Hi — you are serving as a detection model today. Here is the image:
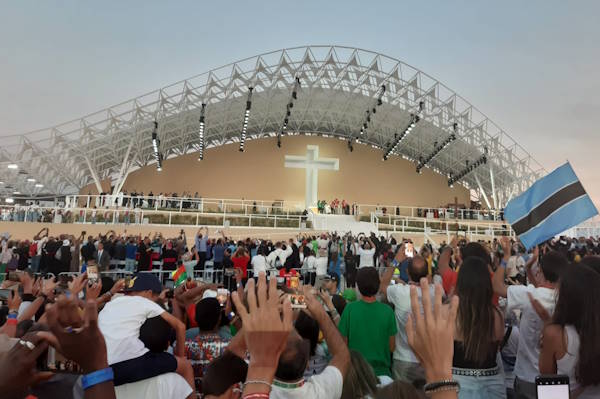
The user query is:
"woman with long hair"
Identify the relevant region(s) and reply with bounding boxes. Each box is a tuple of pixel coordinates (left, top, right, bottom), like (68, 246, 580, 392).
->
(538, 265, 600, 398)
(453, 256, 506, 398)
(341, 350, 379, 399)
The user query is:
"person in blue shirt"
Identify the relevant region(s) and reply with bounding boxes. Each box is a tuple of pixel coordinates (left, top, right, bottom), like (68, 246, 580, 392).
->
(125, 238, 138, 273)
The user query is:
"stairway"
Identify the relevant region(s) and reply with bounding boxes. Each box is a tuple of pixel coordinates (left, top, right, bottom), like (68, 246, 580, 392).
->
(309, 211, 378, 235)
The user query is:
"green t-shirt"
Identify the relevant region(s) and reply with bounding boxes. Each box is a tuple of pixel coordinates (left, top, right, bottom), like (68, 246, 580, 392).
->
(338, 300, 398, 377)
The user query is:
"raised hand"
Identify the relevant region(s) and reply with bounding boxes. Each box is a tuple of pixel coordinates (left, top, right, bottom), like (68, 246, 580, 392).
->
(0, 331, 52, 395)
(86, 280, 103, 301)
(406, 278, 459, 383)
(68, 272, 88, 297)
(38, 298, 108, 374)
(231, 273, 293, 368)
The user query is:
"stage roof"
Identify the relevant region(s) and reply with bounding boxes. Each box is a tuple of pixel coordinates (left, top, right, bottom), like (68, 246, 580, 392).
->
(0, 45, 544, 208)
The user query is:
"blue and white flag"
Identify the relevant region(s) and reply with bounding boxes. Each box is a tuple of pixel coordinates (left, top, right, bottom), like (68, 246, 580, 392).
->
(504, 162, 598, 249)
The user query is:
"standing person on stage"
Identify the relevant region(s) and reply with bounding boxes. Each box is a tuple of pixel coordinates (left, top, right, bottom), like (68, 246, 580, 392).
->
(195, 227, 208, 271)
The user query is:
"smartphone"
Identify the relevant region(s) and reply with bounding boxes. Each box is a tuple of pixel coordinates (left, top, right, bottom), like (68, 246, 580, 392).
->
(164, 279, 175, 290)
(0, 288, 12, 302)
(87, 265, 99, 284)
(536, 375, 569, 399)
(289, 294, 307, 309)
(8, 271, 20, 282)
(216, 288, 229, 306)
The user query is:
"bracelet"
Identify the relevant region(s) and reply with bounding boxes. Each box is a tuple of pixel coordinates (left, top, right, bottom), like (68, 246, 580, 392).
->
(243, 380, 272, 390)
(81, 367, 114, 390)
(242, 394, 270, 399)
(500, 260, 508, 269)
(7, 313, 17, 319)
(6, 318, 18, 326)
(424, 379, 460, 395)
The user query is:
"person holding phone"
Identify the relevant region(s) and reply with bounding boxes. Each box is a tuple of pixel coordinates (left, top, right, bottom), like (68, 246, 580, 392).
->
(533, 265, 600, 398)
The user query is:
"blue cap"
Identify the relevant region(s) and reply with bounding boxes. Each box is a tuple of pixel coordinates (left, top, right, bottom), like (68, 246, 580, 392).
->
(125, 273, 162, 294)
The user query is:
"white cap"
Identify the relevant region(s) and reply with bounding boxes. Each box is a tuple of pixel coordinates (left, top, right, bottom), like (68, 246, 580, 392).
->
(202, 289, 217, 300)
(63, 239, 70, 246)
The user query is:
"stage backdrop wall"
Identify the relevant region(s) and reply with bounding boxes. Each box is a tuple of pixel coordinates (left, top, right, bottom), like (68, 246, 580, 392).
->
(81, 136, 469, 208)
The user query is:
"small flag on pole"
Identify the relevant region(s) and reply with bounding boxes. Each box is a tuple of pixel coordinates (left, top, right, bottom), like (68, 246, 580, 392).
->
(504, 162, 598, 249)
(171, 265, 188, 287)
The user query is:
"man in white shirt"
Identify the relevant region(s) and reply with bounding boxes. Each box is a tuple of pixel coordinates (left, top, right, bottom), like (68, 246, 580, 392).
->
(315, 235, 329, 278)
(381, 251, 434, 383)
(98, 273, 194, 390)
(266, 242, 293, 269)
(492, 238, 569, 399)
(357, 236, 376, 268)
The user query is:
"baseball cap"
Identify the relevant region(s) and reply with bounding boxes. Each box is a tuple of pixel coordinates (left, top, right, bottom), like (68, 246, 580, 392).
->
(323, 273, 338, 282)
(342, 288, 357, 302)
(124, 273, 162, 294)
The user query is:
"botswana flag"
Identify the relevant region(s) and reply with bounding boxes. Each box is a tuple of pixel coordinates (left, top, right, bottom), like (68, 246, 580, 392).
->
(504, 162, 598, 249)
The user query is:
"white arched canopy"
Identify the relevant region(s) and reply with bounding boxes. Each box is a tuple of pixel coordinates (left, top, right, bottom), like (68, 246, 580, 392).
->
(0, 45, 544, 208)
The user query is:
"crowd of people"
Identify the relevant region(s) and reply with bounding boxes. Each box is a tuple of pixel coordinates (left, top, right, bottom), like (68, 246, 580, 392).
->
(1, 226, 600, 399)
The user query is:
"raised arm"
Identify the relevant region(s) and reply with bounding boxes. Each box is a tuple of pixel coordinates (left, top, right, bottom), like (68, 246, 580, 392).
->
(304, 286, 350, 376)
(525, 246, 540, 287)
(159, 311, 186, 357)
(492, 237, 511, 298)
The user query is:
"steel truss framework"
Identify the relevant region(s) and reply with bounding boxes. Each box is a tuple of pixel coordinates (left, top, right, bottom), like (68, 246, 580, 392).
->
(0, 45, 545, 208)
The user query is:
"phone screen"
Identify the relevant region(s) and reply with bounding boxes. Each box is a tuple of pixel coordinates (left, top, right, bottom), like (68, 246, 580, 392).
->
(536, 375, 569, 399)
(87, 265, 99, 284)
(216, 288, 229, 306)
(0, 288, 12, 301)
(164, 280, 175, 290)
(289, 294, 307, 309)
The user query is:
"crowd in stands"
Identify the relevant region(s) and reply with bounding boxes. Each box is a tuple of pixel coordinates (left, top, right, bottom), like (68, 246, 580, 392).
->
(1, 227, 600, 399)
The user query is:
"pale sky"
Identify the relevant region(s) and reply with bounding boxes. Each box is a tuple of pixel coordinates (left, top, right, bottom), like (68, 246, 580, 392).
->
(1, 1, 599, 206)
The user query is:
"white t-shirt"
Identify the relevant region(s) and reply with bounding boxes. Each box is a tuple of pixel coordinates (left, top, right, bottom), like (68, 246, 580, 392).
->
(115, 372, 193, 399)
(507, 284, 556, 383)
(358, 247, 375, 268)
(317, 239, 329, 258)
(270, 365, 343, 399)
(36, 237, 48, 256)
(98, 295, 165, 364)
(315, 257, 328, 276)
(304, 255, 316, 271)
(251, 255, 267, 274)
(387, 283, 435, 363)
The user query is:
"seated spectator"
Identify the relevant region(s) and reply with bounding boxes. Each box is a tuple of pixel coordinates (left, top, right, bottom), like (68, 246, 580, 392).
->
(339, 267, 397, 380)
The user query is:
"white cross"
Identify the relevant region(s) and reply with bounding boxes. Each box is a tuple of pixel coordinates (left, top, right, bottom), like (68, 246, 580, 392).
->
(285, 145, 339, 208)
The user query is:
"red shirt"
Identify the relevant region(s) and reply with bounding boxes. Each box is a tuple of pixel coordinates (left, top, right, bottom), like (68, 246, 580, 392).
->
(442, 268, 499, 306)
(232, 255, 249, 279)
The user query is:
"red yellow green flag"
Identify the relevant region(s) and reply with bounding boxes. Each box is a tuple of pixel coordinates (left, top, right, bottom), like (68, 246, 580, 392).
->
(171, 265, 187, 287)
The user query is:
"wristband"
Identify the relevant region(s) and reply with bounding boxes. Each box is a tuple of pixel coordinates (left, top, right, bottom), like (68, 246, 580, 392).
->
(500, 260, 508, 269)
(81, 367, 114, 390)
(243, 380, 272, 390)
(424, 379, 460, 395)
(242, 394, 270, 399)
(22, 293, 36, 302)
(7, 313, 17, 319)
(6, 318, 18, 326)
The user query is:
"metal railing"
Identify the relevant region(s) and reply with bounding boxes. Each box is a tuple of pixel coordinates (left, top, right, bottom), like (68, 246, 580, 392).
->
(371, 213, 515, 242)
(0, 204, 310, 229)
(64, 194, 305, 216)
(359, 203, 503, 221)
